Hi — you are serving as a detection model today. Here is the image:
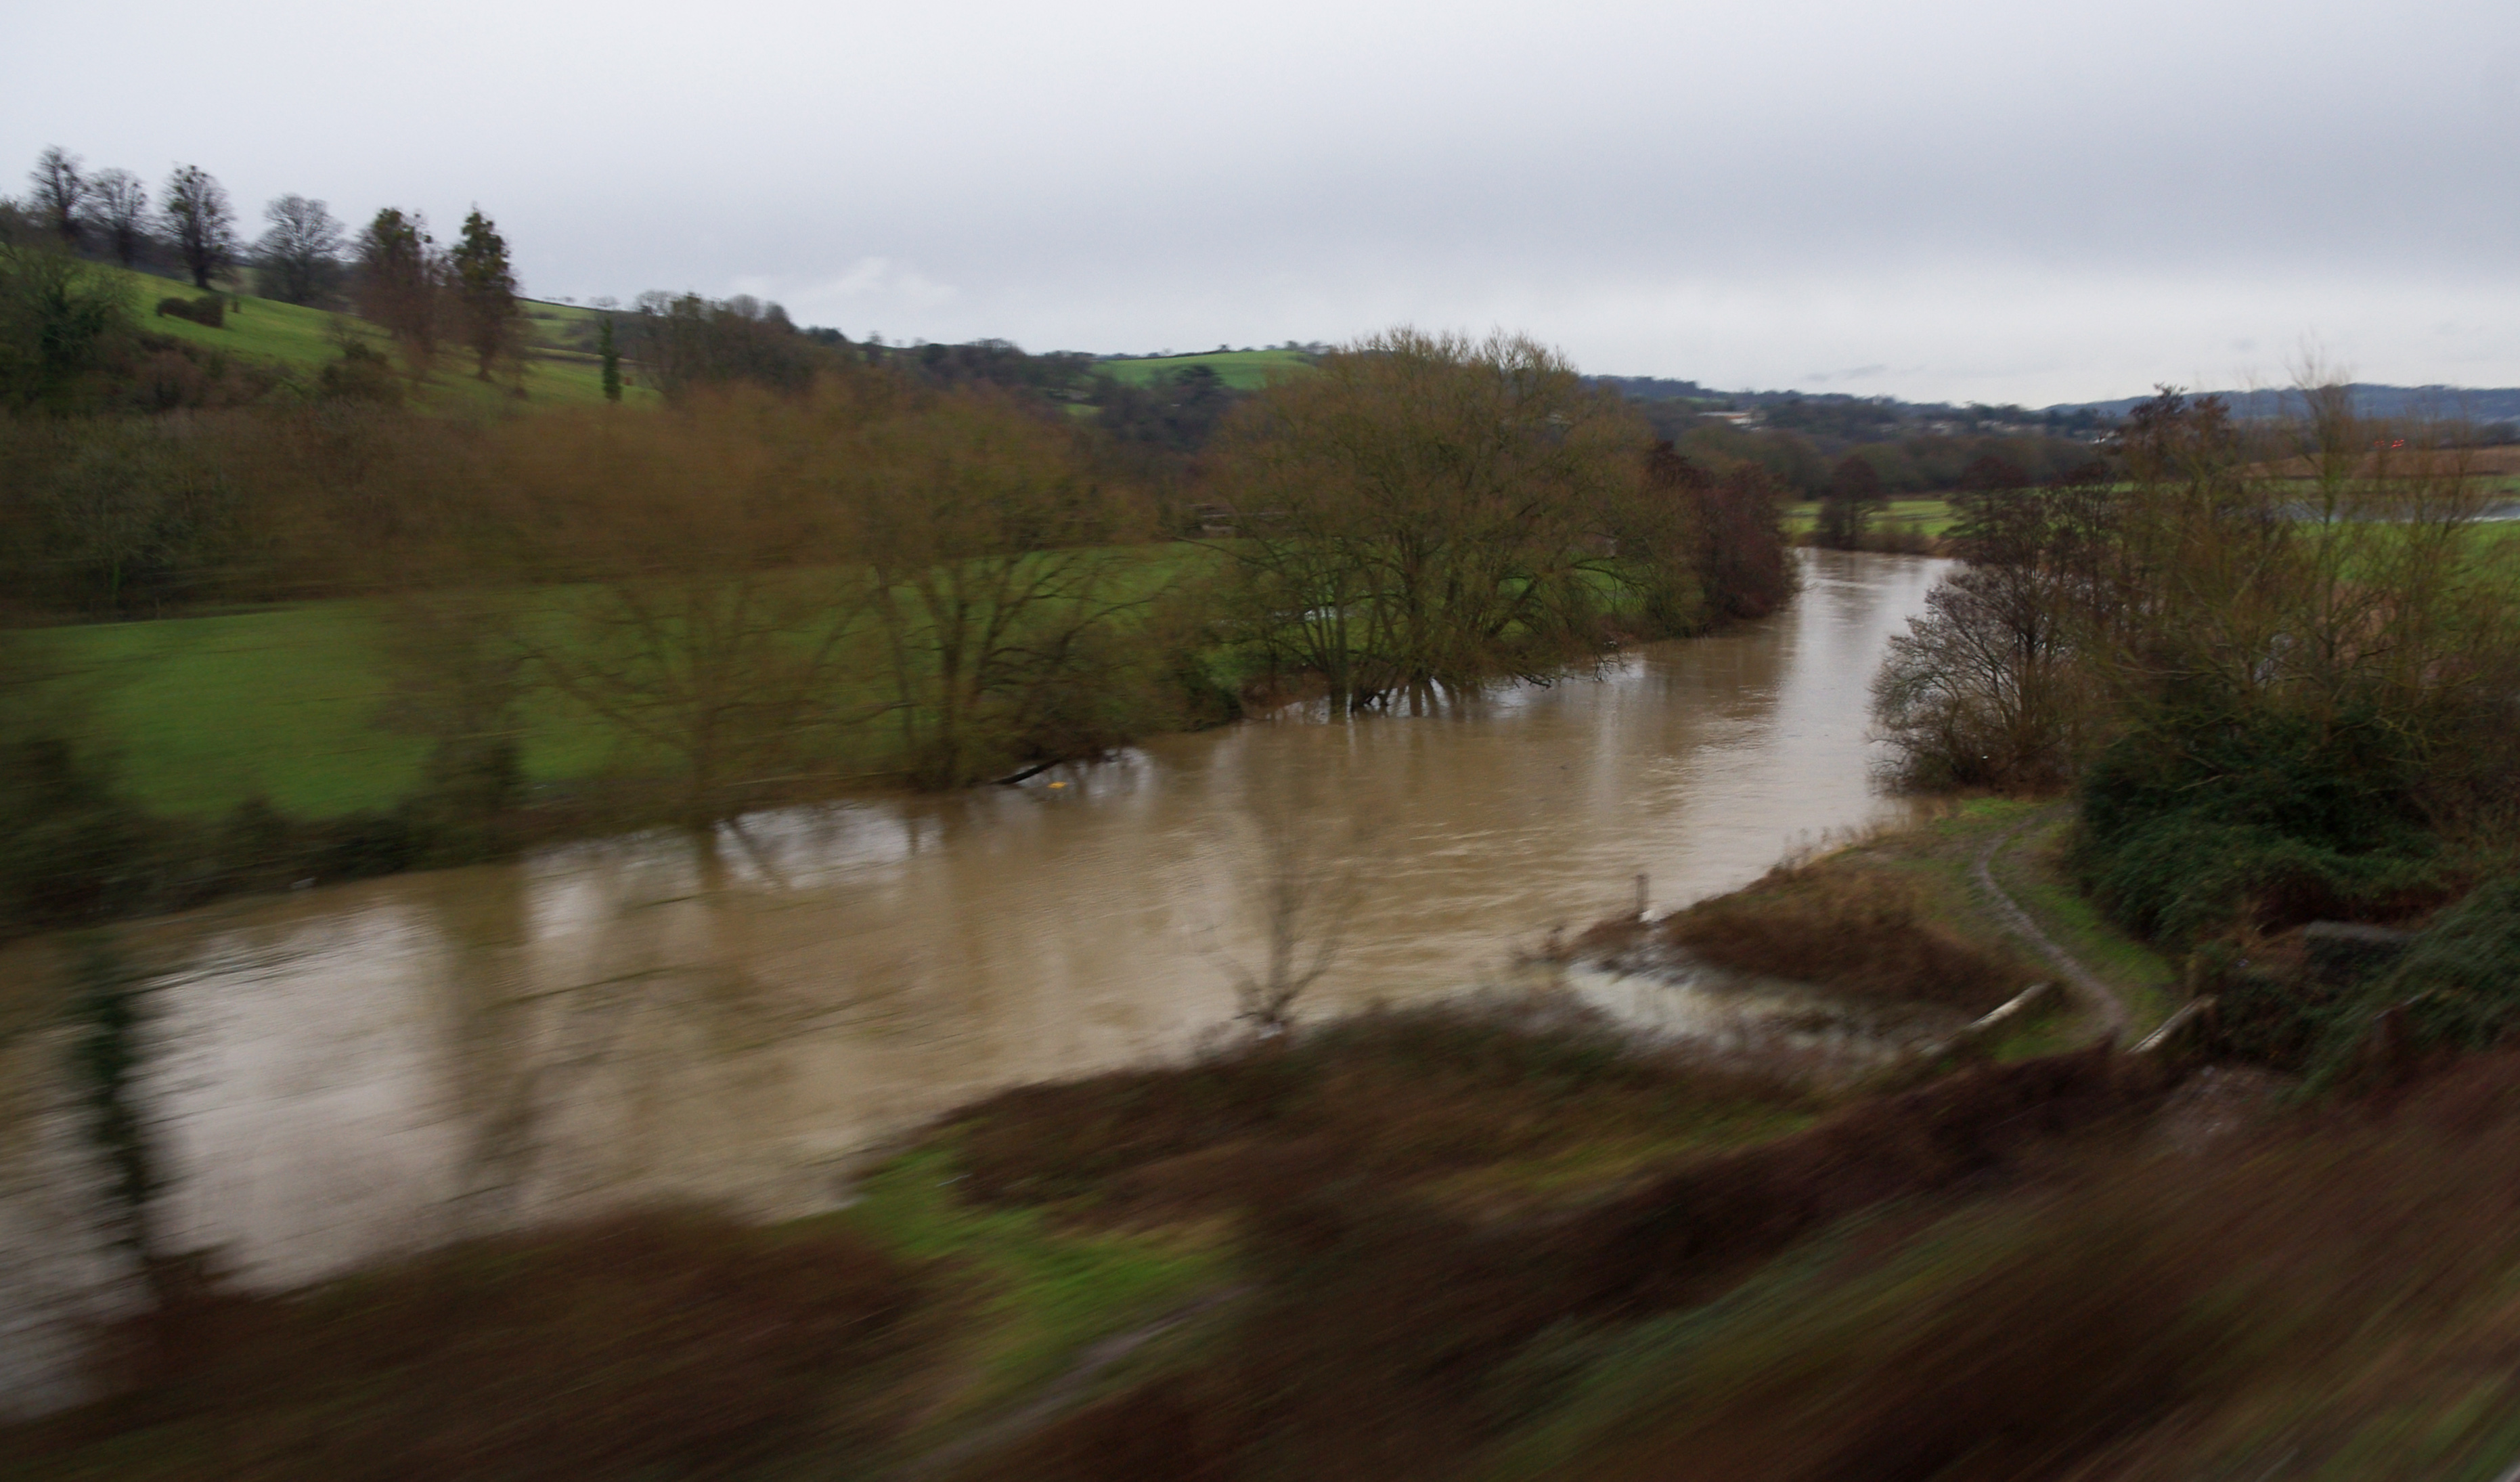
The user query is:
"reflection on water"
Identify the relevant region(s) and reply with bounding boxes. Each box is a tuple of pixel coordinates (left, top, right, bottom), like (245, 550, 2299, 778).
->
(0, 550, 1945, 1405)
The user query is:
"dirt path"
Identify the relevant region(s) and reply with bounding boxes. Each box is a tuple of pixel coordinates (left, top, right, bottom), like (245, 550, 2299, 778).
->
(1972, 810, 2131, 1043)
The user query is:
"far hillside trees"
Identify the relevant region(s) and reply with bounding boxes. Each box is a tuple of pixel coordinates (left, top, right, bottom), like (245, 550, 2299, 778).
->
(86, 170, 148, 269)
(449, 209, 522, 382)
(355, 209, 445, 376)
(598, 315, 621, 401)
(160, 165, 237, 291)
(625, 292, 823, 396)
(254, 196, 345, 306)
(29, 148, 87, 252)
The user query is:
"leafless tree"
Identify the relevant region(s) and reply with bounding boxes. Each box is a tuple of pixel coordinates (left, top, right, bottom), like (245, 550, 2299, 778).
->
(27, 147, 87, 251)
(1214, 782, 1375, 1034)
(468, 389, 882, 827)
(160, 165, 237, 291)
(842, 387, 1151, 787)
(255, 194, 344, 306)
(1209, 328, 1667, 713)
(85, 169, 148, 268)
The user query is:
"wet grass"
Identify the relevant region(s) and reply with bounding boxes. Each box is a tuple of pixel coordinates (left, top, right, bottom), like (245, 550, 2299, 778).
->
(840, 1148, 1228, 1420)
(937, 999, 1819, 1227)
(1844, 799, 2178, 1039)
(5, 1209, 938, 1481)
(1990, 808, 2182, 1034)
(1484, 1051, 2520, 1482)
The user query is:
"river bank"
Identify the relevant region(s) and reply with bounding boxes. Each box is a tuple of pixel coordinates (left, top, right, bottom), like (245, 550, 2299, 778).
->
(23, 795, 2520, 1479)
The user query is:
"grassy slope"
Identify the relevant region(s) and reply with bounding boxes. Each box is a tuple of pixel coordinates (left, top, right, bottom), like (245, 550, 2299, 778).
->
(112, 265, 650, 410)
(1096, 349, 1312, 391)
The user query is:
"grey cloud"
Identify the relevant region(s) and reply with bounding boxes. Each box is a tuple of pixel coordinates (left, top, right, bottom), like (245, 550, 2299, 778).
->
(5, 0, 2516, 403)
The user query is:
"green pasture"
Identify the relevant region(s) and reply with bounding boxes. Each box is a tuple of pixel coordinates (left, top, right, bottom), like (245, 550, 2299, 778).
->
(109, 265, 645, 410)
(1096, 348, 1313, 391)
(1777, 496, 1955, 538)
(26, 544, 1216, 821)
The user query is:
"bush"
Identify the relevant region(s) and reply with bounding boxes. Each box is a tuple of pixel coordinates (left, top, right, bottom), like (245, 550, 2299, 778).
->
(315, 337, 403, 405)
(2362, 874, 2520, 1058)
(2075, 700, 2444, 942)
(154, 294, 225, 328)
(1660, 863, 2037, 1014)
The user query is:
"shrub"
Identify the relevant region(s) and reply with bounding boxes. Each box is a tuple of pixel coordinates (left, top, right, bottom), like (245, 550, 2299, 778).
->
(2346, 874, 2520, 1062)
(154, 294, 225, 328)
(1660, 864, 2037, 1014)
(2075, 699, 2444, 942)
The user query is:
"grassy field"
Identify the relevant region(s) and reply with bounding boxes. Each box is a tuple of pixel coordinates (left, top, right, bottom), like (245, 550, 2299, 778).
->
(112, 265, 649, 410)
(1095, 349, 1312, 391)
(1775, 496, 1954, 540)
(26, 545, 1214, 820)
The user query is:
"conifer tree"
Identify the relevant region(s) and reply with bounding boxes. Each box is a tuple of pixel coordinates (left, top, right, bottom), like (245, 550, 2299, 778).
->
(355, 208, 445, 376)
(449, 207, 521, 381)
(598, 313, 621, 401)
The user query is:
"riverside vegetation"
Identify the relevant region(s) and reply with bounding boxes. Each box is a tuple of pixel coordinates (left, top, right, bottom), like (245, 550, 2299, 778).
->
(0, 212, 1794, 939)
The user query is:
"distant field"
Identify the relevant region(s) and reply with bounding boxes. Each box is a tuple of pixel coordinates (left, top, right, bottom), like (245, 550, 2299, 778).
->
(1777, 497, 1955, 538)
(1097, 349, 1312, 391)
(112, 265, 650, 410)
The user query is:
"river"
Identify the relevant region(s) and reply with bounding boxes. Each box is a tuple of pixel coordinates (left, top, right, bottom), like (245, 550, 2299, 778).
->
(0, 549, 1945, 1410)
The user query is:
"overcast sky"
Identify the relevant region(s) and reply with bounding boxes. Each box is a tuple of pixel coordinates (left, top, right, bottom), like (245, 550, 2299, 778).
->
(7, 0, 2517, 404)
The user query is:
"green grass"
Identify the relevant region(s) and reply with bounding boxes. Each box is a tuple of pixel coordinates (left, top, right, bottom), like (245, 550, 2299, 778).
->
(109, 265, 648, 410)
(26, 543, 1222, 820)
(840, 1148, 1225, 1420)
(43, 604, 428, 817)
(1096, 349, 1314, 391)
(1777, 496, 1955, 538)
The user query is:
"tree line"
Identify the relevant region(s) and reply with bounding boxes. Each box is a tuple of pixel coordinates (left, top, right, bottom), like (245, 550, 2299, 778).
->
(0, 317, 1790, 937)
(1869, 383, 2520, 1076)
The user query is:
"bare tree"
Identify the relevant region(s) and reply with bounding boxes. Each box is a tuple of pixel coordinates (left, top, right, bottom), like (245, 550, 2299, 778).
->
(28, 147, 87, 251)
(1210, 328, 1664, 713)
(160, 165, 237, 290)
(254, 194, 343, 305)
(843, 387, 1151, 787)
(470, 390, 881, 827)
(1213, 781, 1375, 1034)
(85, 169, 148, 268)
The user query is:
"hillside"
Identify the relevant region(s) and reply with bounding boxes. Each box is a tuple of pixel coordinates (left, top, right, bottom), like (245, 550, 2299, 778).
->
(1095, 348, 1312, 390)
(112, 265, 649, 410)
(2047, 383, 2520, 423)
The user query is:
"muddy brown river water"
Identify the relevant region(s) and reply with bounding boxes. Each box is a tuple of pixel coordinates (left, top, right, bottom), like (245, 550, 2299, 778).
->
(0, 550, 1946, 1410)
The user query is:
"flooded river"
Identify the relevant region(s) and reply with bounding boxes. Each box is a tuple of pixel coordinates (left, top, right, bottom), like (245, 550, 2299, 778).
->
(0, 550, 1945, 1408)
